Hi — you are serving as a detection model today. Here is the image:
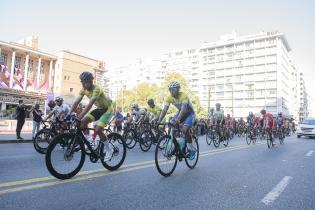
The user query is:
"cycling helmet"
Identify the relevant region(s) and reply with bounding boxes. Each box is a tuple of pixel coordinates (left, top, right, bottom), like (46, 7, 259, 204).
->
(80, 71, 94, 82)
(168, 81, 180, 90)
(249, 112, 253, 116)
(48, 100, 56, 108)
(278, 112, 282, 116)
(147, 99, 154, 105)
(55, 96, 63, 102)
(227, 114, 230, 117)
(215, 103, 221, 106)
(260, 109, 266, 115)
(139, 108, 147, 115)
(131, 103, 139, 109)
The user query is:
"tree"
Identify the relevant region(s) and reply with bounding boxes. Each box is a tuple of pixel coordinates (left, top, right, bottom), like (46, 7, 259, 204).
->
(114, 72, 206, 118)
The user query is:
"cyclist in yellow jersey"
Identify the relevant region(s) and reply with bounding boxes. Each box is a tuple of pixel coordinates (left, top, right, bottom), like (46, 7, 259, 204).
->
(147, 99, 161, 123)
(69, 71, 113, 159)
(158, 81, 196, 160)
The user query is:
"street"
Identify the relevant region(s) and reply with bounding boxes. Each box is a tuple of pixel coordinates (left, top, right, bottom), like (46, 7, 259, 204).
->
(0, 135, 314, 210)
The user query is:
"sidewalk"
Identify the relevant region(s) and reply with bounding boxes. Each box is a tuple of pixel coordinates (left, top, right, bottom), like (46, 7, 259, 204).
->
(0, 133, 33, 143)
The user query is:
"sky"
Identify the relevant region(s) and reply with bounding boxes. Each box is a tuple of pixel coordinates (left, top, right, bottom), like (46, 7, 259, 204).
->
(1, 0, 314, 108)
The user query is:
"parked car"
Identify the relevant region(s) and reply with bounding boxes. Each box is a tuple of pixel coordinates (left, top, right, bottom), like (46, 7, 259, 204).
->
(297, 118, 315, 138)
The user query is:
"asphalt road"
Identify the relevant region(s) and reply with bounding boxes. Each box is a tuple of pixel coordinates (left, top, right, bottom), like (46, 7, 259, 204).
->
(0, 135, 314, 210)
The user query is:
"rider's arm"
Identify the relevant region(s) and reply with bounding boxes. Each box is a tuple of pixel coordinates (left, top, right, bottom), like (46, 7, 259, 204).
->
(78, 97, 96, 119)
(70, 94, 84, 114)
(158, 106, 168, 123)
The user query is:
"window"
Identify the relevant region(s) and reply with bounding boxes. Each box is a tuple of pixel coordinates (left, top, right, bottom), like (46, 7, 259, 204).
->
(14, 56, 21, 68)
(64, 76, 67, 80)
(70, 88, 73, 92)
(68, 76, 70, 80)
(0, 52, 8, 64)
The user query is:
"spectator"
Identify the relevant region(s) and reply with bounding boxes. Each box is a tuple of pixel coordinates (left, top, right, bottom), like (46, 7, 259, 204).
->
(114, 107, 124, 133)
(32, 103, 43, 139)
(15, 100, 31, 140)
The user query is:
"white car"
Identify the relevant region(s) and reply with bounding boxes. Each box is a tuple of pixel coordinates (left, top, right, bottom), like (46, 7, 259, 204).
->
(297, 118, 315, 138)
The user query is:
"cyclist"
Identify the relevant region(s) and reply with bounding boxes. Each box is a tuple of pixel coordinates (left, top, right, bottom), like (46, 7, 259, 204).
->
(260, 109, 275, 145)
(146, 99, 161, 123)
(157, 81, 196, 160)
(213, 103, 225, 126)
(69, 71, 113, 160)
(276, 112, 285, 134)
(44, 96, 70, 121)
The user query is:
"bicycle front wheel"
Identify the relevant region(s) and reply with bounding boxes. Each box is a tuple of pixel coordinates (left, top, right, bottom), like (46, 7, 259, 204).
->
(33, 128, 55, 154)
(45, 133, 85, 180)
(245, 132, 251, 145)
(205, 129, 213, 145)
(266, 132, 272, 149)
(139, 130, 153, 152)
(155, 135, 177, 177)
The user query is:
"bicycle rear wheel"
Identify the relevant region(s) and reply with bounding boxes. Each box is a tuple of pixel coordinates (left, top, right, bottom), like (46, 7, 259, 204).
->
(33, 128, 55, 154)
(185, 136, 199, 169)
(101, 133, 126, 171)
(213, 133, 220, 148)
(245, 132, 251, 145)
(155, 135, 177, 177)
(45, 133, 85, 179)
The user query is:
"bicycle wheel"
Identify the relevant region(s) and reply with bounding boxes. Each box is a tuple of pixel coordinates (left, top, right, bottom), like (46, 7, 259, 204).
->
(266, 132, 272, 149)
(45, 133, 85, 179)
(101, 133, 126, 171)
(213, 132, 220, 148)
(252, 132, 256, 144)
(124, 129, 137, 149)
(155, 135, 177, 177)
(185, 136, 199, 169)
(33, 128, 55, 154)
(279, 131, 284, 145)
(139, 130, 153, 152)
(245, 132, 251, 145)
(222, 135, 229, 147)
(205, 129, 213, 145)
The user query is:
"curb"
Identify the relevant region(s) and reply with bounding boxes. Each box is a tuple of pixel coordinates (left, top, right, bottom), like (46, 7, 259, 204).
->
(0, 139, 33, 144)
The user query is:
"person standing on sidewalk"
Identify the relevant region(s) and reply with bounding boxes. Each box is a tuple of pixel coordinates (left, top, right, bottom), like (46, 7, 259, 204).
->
(32, 103, 43, 139)
(15, 100, 31, 140)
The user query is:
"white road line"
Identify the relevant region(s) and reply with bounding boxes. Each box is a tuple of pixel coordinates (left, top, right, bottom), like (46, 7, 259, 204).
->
(305, 150, 314, 157)
(261, 176, 292, 205)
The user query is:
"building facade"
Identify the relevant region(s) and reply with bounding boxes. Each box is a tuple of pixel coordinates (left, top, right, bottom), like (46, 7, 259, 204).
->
(0, 36, 107, 117)
(108, 31, 304, 119)
(298, 73, 309, 122)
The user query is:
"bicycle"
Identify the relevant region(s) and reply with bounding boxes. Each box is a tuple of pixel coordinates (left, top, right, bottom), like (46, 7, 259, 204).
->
(45, 115, 126, 180)
(245, 125, 257, 145)
(155, 122, 199, 177)
(212, 124, 229, 148)
(33, 119, 70, 154)
(265, 127, 274, 149)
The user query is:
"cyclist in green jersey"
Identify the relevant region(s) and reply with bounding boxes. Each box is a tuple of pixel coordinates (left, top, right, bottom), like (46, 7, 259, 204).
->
(69, 71, 113, 159)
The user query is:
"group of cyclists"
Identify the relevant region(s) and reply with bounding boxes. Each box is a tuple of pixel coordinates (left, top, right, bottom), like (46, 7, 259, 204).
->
(36, 70, 297, 179)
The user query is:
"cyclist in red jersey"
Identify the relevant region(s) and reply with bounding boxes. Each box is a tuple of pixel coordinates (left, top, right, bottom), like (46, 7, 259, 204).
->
(260, 109, 275, 145)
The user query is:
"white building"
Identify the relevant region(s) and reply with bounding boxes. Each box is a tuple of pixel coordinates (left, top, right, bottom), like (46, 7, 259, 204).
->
(298, 73, 309, 122)
(108, 31, 304, 118)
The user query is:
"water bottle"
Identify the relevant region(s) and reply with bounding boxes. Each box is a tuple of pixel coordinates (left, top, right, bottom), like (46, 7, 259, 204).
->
(178, 137, 186, 153)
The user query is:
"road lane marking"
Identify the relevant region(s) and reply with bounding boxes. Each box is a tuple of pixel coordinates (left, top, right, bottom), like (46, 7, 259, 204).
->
(305, 150, 314, 157)
(261, 176, 292, 205)
(0, 142, 264, 195)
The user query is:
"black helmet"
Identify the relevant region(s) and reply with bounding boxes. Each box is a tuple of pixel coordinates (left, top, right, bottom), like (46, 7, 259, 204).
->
(147, 99, 154, 105)
(260, 109, 266, 115)
(48, 100, 56, 108)
(80, 71, 94, 82)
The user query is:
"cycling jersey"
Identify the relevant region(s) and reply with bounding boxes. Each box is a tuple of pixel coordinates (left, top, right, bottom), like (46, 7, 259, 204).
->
(79, 85, 111, 110)
(213, 110, 224, 122)
(262, 113, 274, 128)
(225, 117, 233, 128)
(164, 92, 195, 114)
(79, 84, 113, 128)
(147, 105, 162, 116)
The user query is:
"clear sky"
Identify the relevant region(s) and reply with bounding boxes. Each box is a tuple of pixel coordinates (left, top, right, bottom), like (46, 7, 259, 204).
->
(1, 0, 314, 106)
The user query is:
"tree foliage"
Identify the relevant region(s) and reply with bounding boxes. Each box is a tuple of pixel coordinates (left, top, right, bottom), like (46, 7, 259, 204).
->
(115, 72, 207, 118)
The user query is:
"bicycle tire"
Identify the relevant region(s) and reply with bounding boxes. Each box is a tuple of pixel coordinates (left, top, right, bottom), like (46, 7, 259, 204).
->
(185, 136, 199, 169)
(155, 135, 177, 177)
(33, 128, 55, 154)
(139, 130, 153, 152)
(45, 133, 85, 180)
(205, 129, 213, 145)
(101, 133, 127, 171)
(124, 129, 137, 149)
